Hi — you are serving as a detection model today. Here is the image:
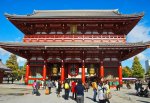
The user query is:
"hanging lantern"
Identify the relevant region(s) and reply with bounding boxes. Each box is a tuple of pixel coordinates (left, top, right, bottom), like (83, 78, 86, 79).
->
(52, 64, 58, 76)
(68, 64, 79, 77)
(89, 64, 95, 76)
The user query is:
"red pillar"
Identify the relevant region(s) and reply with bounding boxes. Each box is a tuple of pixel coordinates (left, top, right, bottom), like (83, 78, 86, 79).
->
(82, 60, 85, 84)
(100, 61, 104, 77)
(43, 64, 47, 80)
(25, 64, 29, 84)
(61, 60, 65, 83)
(118, 63, 123, 85)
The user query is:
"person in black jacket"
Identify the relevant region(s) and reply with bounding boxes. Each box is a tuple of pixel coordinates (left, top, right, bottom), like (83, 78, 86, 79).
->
(75, 80, 85, 103)
(148, 80, 150, 89)
(57, 81, 61, 97)
(135, 80, 139, 93)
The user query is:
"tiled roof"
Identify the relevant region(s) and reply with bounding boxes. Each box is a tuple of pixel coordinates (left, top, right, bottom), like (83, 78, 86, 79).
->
(5, 9, 144, 18)
(0, 59, 12, 71)
(0, 42, 148, 48)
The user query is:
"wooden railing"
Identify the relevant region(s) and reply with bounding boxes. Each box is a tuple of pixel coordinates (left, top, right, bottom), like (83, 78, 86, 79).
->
(23, 34, 126, 43)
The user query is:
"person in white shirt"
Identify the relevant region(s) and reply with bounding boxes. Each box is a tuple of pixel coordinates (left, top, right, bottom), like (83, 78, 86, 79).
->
(98, 82, 106, 103)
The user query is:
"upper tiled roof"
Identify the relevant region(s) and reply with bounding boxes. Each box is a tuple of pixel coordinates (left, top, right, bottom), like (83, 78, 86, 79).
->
(5, 9, 144, 18)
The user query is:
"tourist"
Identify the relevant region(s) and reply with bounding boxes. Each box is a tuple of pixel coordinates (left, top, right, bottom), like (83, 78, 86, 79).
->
(32, 80, 40, 96)
(57, 81, 62, 97)
(44, 80, 47, 89)
(104, 80, 111, 103)
(47, 79, 53, 94)
(32, 80, 37, 95)
(116, 81, 120, 91)
(35, 80, 41, 96)
(84, 81, 89, 92)
(71, 80, 77, 99)
(98, 82, 106, 103)
(126, 82, 131, 89)
(55, 80, 59, 91)
(143, 86, 149, 97)
(64, 80, 70, 100)
(52, 80, 56, 87)
(135, 80, 139, 93)
(36, 80, 40, 90)
(75, 79, 85, 103)
(148, 80, 150, 89)
(41, 80, 44, 89)
(92, 79, 98, 102)
(138, 80, 143, 92)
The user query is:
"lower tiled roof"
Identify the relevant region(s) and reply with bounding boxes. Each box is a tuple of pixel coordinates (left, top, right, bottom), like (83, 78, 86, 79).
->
(0, 41, 149, 48)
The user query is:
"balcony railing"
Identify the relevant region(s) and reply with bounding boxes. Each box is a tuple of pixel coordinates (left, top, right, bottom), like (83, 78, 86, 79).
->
(23, 34, 126, 43)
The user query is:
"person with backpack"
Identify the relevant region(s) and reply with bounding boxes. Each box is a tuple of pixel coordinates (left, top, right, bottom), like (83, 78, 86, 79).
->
(98, 82, 106, 103)
(32, 80, 37, 95)
(75, 80, 85, 103)
(32, 80, 40, 96)
(64, 80, 70, 100)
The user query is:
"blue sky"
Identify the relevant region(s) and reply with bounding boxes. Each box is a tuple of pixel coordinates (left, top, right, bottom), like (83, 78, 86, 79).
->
(0, 0, 150, 69)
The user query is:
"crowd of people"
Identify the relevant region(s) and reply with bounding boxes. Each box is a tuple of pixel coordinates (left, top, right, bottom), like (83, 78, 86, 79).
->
(31, 78, 112, 103)
(31, 78, 150, 103)
(135, 80, 150, 97)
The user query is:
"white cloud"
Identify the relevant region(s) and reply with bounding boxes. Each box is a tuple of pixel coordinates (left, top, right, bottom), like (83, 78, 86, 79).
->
(123, 23, 150, 69)
(128, 52, 147, 61)
(0, 48, 26, 66)
(0, 48, 11, 56)
(17, 56, 27, 66)
(127, 23, 150, 42)
(122, 50, 150, 69)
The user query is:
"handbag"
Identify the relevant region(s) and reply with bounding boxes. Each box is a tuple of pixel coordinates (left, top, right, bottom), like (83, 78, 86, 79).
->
(106, 92, 112, 99)
(45, 89, 49, 95)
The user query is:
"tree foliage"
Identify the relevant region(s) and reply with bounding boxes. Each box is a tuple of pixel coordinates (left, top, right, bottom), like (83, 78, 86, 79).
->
(122, 66, 132, 77)
(131, 56, 145, 78)
(6, 54, 19, 77)
(6, 54, 27, 80)
(21, 62, 26, 76)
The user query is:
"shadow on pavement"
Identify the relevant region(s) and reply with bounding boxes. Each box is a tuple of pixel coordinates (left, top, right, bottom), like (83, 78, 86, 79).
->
(86, 96, 99, 103)
(6, 93, 30, 96)
(136, 100, 150, 103)
(126, 92, 136, 96)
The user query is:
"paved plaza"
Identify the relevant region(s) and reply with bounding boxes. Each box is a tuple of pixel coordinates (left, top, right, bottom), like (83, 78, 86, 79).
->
(0, 83, 150, 103)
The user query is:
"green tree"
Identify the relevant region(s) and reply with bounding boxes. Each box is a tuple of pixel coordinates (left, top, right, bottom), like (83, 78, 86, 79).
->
(17, 65, 26, 80)
(122, 66, 132, 77)
(131, 56, 145, 78)
(21, 62, 26, 76)
(6, 54, 19, 79)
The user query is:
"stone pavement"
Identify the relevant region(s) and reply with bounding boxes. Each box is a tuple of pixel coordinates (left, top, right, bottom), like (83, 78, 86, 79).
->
(0, 83, 150, 103)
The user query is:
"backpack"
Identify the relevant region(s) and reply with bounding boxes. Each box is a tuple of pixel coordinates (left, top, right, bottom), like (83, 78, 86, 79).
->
(98, 86, 106, 100)
(33, 82, 36, 88)
(64, 83, 69, 89)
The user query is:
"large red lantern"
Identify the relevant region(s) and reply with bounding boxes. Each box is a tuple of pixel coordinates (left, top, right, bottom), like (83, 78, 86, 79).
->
(68, 64, 79, 77)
